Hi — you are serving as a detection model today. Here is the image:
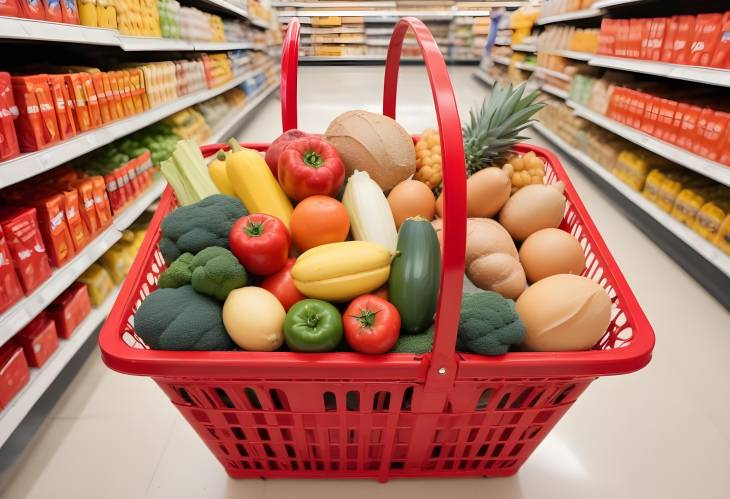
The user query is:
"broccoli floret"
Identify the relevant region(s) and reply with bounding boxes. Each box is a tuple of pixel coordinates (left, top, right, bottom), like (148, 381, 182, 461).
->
(390, 291, 524, 355)
(456, 291, 525, 355)
(157, 252, 194, 288)
(190, 247, 247, 301)
(134, 286, 235, 351)
(160, 194, 247, 263)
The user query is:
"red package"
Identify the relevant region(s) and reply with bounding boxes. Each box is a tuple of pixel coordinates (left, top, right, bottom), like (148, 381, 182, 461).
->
(695, 110, 729, 161)
(597, 18, 617, 56)
(42, 0, 62, 21)
(19, 0, 45, 19)
(91, 176, 112, 228)
(64, 73, 92, 132)
(48, 283, 91, 339)
(661, 16, 680, 62)
(668, 103, 690, 145)
(614, 20, 629, 58)
(719, 125, 730, 166)
(629, 90, 646, 129)
(640, 95, 660, 135)
(16, 313, 59, 368)
(47, 74, 77, 141)
(73, 178, 100, 237)
(710, 12, 730, 69)
(30, 193, 76, 267)
(0, 72, 20, 161)
(628, 19, 644, 59)
(79, 72, 102, 129)
(639, 19, 652, 60)
(0, 226, 24, 314)
(60, 0, 79, 24)
(690, 13, 723, 67)
(0, 0, 21, 16)
(673, 15, 696, 65)
(676, 105, 703, 151)
(655, 98, 678, 142)
(0, 343, 30, 410)
(649, 18, 668, 61)
(12, 75, 61, 152)
(61, 188, 90, 251)
(91, 73, 112, 124)
(0, 207, 53, 293)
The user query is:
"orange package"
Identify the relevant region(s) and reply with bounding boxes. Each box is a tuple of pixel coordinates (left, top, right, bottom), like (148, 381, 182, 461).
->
(120, 71, 137, 117)
(11, 75, 61, 152)
(30, 193, 76, 267)
(61, 188, 90, 251)
(690, 13, 723, 67)
(79, 72, 102, 129)
(60, 0, 79, 24)
(597, 18, 617, 56)
(640, 95, 661, 135)
(102, 72, 122, 120)
(128, 69, 146, 113)
(649, 18, 668, 61)
(676, 105, 703, 151)
(73, 178, 100, 236)
(43, 0, 62, 21)
(91, 176, 113, 228)
(661, 16, 680, 62)
(0, 0, 20, 16)
(628, 19, 644, 58)
(63, 73, 92, 132)
(696, 110, 730, 161)
(654, 98, 678, 142)
(0, 72, 20, 161)
(91, 73, 112, 124)
(47, 74, 77, 140)
(19, 0, 46, 19)
(672, 15, 696, 65)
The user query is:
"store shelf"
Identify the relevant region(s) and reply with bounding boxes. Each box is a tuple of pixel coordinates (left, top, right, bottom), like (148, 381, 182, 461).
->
(0, 68, 268, 189)
(512, 44, 537, 53)
(292, 9, 491, 19)
(588, 56, 730, 88)
(194, 41, 257, 50)
(117, 36, 195, 51)
(207, 83, 280, 143)
(567, 101, 730, 187)
(493, 55, 510, 66)
(299, 55, 428, 62)
(196, 0, 249, 19)
(273, 0, 522, 6)
(542, 49, 593, 61)
(473, 69, 495, 87)
(515, 61, 535, 72)
(593, 0, 646, 8)
(250, 18, 270, 29)
(542, 84, 568, 99)
(534, 66, 571, 81)
(536, 8, 602, 26)
(0, 17, 119, 45)
(0, 178, 165, 347)
(532, 121, 730, 306)
(0, 285, 121, 448)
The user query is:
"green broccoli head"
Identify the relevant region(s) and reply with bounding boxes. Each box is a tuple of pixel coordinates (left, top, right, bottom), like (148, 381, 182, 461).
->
(391, 325, 434, 354)
(160, 194, 247, 263)
(157, 252, 194, 289)
(457, 291, 525, 355)
(190, 247, 247, 301)
(134, 285, 235, 351)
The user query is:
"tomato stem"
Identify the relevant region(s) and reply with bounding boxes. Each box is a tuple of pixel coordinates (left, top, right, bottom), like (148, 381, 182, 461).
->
(352, 308, 381, 330)
(303, 150, 324, 168)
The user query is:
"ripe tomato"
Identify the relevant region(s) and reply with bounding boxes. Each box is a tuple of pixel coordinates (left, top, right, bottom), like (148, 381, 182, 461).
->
(261, 258, 305, 311)
(343, 294, 400, 354)
(290, 195, 350, 251)
(229, 214, 290, 275)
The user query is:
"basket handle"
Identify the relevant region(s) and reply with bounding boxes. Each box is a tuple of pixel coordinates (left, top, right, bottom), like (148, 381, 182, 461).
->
(383, 18, 467, 393)
(281, 18, 300, 131)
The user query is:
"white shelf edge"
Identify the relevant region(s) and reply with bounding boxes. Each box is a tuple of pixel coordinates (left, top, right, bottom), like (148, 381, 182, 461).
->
(272, 0, 521, 6)
(250, 18, 271, 29)
(536, 8, 603, 26)
(566, 100, 730, 187)
(474, 69, 495, 87)
(592, 0, 645, 8)
(515, 62, 536, 72)
(290, 9, 490, 18)
(207, 82, 280, 143)
(542, 84, 568, 99)
(0, 67, 269, 189)
(0, 179, 165, 346)
(198, 0, 249, 19)
(534, 66, 572, 81)
(493, 55, 510, 66)
(541, 49, 593, 61)
(512, 44, 537, 53)
(0, 285, 121, 448)
(531, 121, 730, 278)
(588, 55, 730, 88)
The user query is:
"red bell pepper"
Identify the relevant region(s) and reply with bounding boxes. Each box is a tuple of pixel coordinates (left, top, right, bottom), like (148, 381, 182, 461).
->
(229, 214, 290, 276)
(264, 129, 308, 177)
(277, 137, 345, 201)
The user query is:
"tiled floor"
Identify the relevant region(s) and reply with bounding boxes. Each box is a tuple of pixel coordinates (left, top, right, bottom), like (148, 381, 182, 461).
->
(1, 66, 728, 499)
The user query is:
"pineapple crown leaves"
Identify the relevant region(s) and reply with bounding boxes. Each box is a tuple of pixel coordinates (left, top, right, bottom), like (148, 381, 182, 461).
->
(462, 82, 544, 175)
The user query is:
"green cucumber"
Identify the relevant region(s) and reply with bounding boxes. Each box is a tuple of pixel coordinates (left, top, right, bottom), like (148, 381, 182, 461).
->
(389, 217, 441, 334)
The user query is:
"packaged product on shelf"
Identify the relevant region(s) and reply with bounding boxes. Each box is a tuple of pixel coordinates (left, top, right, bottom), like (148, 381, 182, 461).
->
(61, 0, 80, 24)
(72, 178, 101, 237)
(19, 0, 46, 20)
(0, 226, 24, 314)
(43, 0, 63, 22)
(29, 193, 76, 267)
(46, 74, 77, 141)
(0, 0, 20, 16)
(16, 313, 59, 368)
(91, 176, 113, 228)
(77, 263, 115, 306)
(711, 12, 730, 68)
(0, 207, 53, 293)
(78, 0, 96, 27)
(11, 75, 61, 152)
(692, 198, 730, 242)
(671, 185, 727, 226)
(0, 341, 29, 410)
(61, 188, 90, 251)
(0, 73, 20, 161)
(47, 282, 92, 339)
(713, 215, 730, 255)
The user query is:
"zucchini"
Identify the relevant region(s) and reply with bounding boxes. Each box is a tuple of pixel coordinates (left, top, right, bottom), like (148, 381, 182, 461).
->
(389, 217, 441, 334)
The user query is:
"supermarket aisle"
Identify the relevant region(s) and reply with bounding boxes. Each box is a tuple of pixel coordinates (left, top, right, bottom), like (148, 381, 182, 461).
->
(1, 66, 729, 499)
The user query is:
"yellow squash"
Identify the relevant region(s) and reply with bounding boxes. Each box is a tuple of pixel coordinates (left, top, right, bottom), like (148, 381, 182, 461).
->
(292, 241, 392, 301)
(208, 150, 235, 196)
(225, 139, 293, 228)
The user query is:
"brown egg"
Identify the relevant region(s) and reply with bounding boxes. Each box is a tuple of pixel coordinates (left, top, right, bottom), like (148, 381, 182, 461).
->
(436, 167, 511, 218)
(519, 228, 585, 283)
(387, 179, 436, 228)
(516, 274, 611, 352)
(499, 182, 566, 241)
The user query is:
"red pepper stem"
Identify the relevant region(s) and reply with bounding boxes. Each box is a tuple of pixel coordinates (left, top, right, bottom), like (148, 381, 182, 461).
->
(245, 220, 265, 237)
(303, 150, 324, 168)
(353, 308, 380, 329)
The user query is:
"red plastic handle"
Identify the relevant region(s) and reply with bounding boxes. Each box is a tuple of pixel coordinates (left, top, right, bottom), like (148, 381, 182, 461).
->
(280, 18, 467, 392)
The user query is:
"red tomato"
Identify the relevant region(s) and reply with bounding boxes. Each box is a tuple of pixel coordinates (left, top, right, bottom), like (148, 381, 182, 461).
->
(261, 258, 305, 311)
(229, 214, 290, 275)
(290, 195, 350, 251)
(343, 294, 400, 355)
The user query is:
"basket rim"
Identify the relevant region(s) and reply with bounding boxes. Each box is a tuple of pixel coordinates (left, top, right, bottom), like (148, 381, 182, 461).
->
(98, 141, 654, 380)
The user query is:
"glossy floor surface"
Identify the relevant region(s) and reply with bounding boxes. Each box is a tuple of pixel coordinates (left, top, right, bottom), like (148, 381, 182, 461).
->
(1, 66, 729, 499)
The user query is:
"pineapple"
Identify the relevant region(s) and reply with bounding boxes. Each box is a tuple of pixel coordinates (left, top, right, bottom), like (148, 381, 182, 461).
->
(414, 129, 443, 190)
(462, 83, 544, 177)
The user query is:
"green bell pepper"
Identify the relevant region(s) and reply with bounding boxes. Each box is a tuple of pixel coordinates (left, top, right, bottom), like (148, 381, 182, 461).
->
(284, 299, 343, 352)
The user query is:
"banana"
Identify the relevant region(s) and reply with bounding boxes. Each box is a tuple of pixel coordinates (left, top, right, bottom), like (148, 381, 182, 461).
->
(292, 241, 392, 301)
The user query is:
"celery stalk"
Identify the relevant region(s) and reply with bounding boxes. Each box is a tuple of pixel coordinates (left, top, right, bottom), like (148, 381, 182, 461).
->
(170, 140, 219, 203)
(161, 158, 196, 206)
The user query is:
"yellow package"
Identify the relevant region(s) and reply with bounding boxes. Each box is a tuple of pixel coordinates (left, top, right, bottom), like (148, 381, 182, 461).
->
(77, 264, 115, 306)
(101, 246, 133, 284)
(671, 186, 726, 226)
(692, 197, 730, 241)
(712, 214, 730, 255)
(79, 0, 99, 27)
(312, 16, 342, 27)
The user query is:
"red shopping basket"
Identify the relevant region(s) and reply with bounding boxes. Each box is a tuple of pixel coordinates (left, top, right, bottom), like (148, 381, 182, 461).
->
(99, 18, 654, 481)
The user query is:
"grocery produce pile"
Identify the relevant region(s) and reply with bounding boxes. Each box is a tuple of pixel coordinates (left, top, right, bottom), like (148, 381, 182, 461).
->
(135, 83, 613, 356)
